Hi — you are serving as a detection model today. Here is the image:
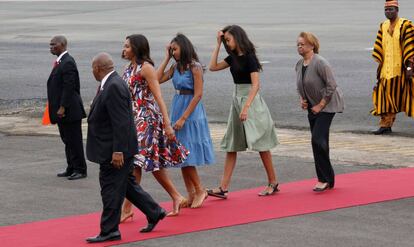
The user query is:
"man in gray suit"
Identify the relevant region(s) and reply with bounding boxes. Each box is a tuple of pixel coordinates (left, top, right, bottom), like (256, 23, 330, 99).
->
(86, 53, 166, 243)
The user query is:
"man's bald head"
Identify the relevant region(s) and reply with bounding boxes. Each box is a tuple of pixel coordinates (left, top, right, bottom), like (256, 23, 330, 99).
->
(92, 52, 115, 81)
(93, 52, 114, 71)
(49, 35, 67, 56)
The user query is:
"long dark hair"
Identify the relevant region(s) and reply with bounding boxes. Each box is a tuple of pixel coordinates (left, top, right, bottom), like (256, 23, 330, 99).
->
(222, 25, 262, 71)
(171, 33, 199, 72)
(125, 34, 154, 66)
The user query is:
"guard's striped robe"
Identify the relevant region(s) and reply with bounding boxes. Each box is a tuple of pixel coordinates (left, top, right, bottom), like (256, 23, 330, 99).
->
(372, 18, 414, 117)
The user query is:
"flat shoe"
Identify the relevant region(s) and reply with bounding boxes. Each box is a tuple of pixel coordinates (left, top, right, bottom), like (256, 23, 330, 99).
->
(86, 230, 121, 243)
(206, 187, 228, 199)
(372, 127, 392, 135)
(67, 172, 87, 180)
(57, 171, 72, 177)
(258, 183, 279, 196)
(313, 183, 331, 192)
(140, 209, 166, 233)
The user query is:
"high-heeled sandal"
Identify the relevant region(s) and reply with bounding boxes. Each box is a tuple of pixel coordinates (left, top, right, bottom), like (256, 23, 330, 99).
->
(167, 197, 187, 217)
(190, 191, 209, 208)
(179, 198, 189, 208)
(120, 212, 134, 223)
(258, 183, 279, 196)
(206, 187, 228, 199)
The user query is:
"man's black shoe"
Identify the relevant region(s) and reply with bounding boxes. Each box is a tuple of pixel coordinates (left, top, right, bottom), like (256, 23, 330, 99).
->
(67, 172, 87, 180)
(86, 230, 121, 243)
(57, 171, 72, 177)
(372, 127, 392, 135)
(140, 208, 166, 233)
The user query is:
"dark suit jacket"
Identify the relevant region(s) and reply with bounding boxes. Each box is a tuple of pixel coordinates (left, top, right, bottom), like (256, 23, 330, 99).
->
(47, 52, 86, 124)
(86, 72, 138, 164)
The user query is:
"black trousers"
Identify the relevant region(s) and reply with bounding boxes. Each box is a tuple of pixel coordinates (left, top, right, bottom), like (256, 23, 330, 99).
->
(308, 112, 335, 187)
(99, 157, 163, 235)
(57, 120, 87, 174)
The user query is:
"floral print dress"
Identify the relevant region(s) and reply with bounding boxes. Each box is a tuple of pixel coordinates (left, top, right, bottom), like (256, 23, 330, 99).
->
(122, 63, 189, 172)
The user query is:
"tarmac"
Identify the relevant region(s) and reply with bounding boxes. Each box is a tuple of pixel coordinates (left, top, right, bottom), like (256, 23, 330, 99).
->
(2, 0, 414, 134)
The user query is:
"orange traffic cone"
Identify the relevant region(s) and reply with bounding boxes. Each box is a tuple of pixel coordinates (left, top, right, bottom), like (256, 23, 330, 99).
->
(42, 102, 51, 125)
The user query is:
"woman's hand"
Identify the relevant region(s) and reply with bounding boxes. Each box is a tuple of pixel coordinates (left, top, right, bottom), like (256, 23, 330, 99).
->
(173, 117, 186, 130)
(239, 107, 248, 122)
(311, 103, 325, 114)
(300, 98, 308, 110)
(165, 44, 172, 59)
(311, 99, 326, 114)
(217, 31, 224, 44)
(165, 124, 175, 140)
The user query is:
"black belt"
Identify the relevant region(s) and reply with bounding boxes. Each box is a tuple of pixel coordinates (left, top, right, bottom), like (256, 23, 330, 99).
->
(176, 89, 194, 95)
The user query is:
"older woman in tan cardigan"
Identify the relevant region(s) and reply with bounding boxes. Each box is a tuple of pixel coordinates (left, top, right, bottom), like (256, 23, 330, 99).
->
(295, 32, 344, 192)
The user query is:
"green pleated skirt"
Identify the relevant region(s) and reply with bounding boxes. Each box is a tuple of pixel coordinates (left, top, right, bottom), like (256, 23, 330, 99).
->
(221, 84, 278, 152)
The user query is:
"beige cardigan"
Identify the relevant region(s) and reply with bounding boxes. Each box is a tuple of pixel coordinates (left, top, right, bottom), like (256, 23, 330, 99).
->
(295, 54, 344, 113)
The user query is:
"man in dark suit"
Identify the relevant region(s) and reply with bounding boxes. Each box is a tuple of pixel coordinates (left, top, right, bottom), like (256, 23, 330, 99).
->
(47, 35, 87, 180)
(86, 53, 166, 243)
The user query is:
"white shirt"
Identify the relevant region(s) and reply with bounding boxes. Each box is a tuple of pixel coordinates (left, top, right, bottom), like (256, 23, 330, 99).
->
(100, 71, 115, 90)
(56, 50, 68, 63)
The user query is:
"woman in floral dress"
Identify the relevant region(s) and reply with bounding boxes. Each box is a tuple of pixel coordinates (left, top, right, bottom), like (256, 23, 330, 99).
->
(120, 34, 189, 220)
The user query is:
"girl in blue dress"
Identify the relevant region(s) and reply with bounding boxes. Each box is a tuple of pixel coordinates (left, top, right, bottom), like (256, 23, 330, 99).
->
(157, 33, 215, 208)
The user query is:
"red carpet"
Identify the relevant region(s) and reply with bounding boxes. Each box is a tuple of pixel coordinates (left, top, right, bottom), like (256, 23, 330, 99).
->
(2, 168, 414, 247)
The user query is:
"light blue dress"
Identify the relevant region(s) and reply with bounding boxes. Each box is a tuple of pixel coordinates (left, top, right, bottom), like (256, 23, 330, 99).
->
(170, 64, 215, 167)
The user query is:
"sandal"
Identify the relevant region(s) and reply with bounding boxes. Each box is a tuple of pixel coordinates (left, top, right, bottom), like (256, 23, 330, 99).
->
(167, 197, 187, 217)
(313, 182, 331, 192)
(179, 198, 190, 208)
(120, 211, 134, 223)
(258, 183, 279, 196)
(206, 187, 228, 199)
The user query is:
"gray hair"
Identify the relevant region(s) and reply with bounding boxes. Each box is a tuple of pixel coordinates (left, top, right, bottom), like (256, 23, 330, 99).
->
(52, 35, 67, 47)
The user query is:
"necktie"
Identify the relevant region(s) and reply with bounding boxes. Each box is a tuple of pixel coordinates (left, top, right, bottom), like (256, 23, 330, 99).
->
(53, 60, 58, 69)
(92, 84, 101, 105)
(96, 84, 102, 96)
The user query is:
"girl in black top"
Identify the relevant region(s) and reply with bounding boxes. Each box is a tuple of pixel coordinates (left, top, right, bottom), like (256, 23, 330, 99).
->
(207, 25, 279, 198)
